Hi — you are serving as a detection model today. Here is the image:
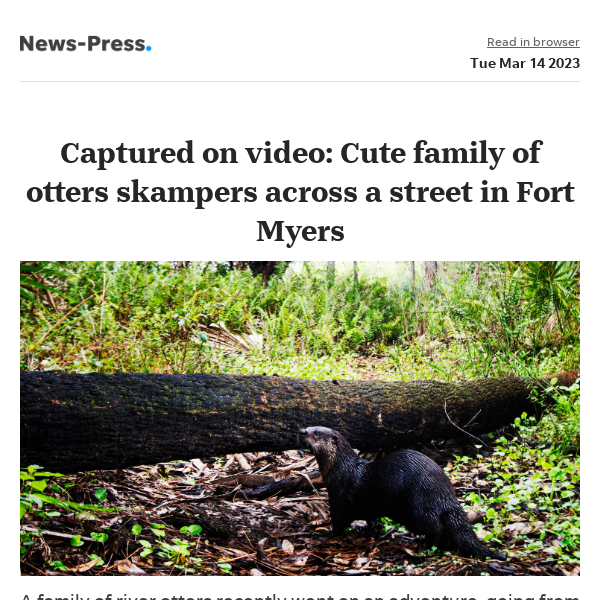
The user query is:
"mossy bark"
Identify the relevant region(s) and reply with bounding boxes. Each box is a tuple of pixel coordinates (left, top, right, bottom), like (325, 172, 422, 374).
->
(20, 370, 578, 472)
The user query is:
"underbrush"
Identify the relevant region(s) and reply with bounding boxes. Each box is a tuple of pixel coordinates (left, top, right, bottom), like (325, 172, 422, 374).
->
(450, 381, 580, 566)
(20, 261, 579, 380)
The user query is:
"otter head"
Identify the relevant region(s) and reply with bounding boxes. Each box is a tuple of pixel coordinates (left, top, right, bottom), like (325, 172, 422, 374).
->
(299, 426, 341, 471)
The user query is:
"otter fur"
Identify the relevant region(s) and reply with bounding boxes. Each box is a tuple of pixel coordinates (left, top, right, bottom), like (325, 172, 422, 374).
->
(299, 426, 505, 560)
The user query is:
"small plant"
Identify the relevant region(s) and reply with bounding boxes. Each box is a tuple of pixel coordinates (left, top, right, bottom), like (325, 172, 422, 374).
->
(87, 553, 105, 567)
(538, 379, 580, 454)
(217, 561, 232, 574)
(20, 465, 116, 521)
(452, 411, 580, 564)
(157, 539, 194, 566)
(20, 464, 118, 564)
(20, 531, 35, 557)
(180, 524, 203, 536)
(379, 516, 407, 535)
(48, 560, 68, 572)
(139, 539, 153, 558)
(136, 523, 204, 572)
(20, 464, 64, 520)
(94, 487, 108, 502)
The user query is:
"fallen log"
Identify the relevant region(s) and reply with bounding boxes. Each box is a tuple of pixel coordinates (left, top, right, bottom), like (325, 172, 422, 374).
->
(20, 370, 578, 473)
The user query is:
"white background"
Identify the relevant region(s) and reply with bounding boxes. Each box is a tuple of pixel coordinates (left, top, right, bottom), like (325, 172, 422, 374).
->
(10, 0, 594, 596)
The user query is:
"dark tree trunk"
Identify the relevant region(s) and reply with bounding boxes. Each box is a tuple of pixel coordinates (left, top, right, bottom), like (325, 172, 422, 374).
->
(472, 261, 481, 286)
(426, 261, 437, 287)
(229, 261, 248, 271)
(248, 262, 286, 286)
(20, 370, 578, 473)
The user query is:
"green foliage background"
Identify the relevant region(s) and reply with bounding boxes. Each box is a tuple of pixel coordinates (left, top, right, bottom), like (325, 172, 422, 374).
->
(20, 260, 579, 381)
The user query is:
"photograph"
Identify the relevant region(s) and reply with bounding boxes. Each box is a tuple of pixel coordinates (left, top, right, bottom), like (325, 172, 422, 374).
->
(20, 261, 580, 576)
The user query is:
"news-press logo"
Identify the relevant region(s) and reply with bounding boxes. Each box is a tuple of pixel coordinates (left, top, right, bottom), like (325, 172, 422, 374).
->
(20, 36, 152, 52)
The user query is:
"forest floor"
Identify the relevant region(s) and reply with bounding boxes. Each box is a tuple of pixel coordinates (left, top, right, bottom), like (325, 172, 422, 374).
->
(20, 430, 580, 577)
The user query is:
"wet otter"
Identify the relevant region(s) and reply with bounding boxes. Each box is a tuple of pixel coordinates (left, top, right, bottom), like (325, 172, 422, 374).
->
(299, 426, 505, 560)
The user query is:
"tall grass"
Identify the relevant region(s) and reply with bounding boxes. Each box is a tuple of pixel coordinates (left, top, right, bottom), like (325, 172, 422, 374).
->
(20, 261, 579, 380)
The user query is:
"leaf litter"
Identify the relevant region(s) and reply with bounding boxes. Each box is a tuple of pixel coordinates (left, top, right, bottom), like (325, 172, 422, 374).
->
(20, 434, 579, 576)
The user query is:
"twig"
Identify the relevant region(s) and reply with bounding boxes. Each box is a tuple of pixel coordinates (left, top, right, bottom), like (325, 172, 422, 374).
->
(99, 271, 107, 357)
(20, 560, 47, 575)
(44, 286, 59, 313)
(211, 547, 256, 562)
(416, 558, 448, 574)
(295, 470, 322, 495)
(35, 292, 100, 345)
(444, 399, 488, 447)
(21, 526, 96, 542)
(463, 409, 482, 429)
(277, 456, 315, 471)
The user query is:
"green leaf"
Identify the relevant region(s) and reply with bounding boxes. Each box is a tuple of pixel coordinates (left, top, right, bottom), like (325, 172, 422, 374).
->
(21, 493, 44, 508)
(486, 508, 496, 519)
(90, 532, 109, 543)
(70, 535, 84, 547)
(186, 524, 202, 536)
(20, 503, 27, 519)
(131, 524, 142, 536)
(49, 560, 67, 572)
(88, 553, 105, 566)
(28, 479, 47, 492)
(139, 539, 152, 548)
(94, 487, 107, 502)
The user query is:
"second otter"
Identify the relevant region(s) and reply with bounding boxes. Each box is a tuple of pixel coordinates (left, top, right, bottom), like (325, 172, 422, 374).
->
(299, 426, 505, 560)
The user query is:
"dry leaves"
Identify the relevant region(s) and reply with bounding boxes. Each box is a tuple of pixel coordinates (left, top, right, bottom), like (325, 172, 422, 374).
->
(20, 442, 578, 576)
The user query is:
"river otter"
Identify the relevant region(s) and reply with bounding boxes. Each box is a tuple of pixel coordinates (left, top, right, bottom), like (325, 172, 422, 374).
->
(299, 426, 505, 560)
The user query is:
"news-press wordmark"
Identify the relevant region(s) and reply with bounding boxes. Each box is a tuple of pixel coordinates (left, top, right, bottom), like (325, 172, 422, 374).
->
(20, 36, 151, 52)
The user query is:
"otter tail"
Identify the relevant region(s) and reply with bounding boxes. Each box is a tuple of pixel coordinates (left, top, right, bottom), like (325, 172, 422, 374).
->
(442, 507, 506, 561)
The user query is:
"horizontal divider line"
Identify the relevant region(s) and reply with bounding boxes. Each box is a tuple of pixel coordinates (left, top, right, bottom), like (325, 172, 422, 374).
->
(20, 80, 581, 83)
